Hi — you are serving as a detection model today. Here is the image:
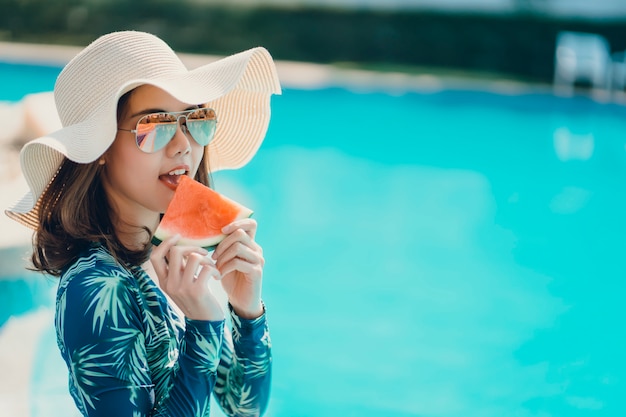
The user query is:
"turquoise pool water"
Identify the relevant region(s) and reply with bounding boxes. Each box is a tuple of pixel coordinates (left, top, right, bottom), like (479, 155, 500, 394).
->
(1, 62, 626, 416)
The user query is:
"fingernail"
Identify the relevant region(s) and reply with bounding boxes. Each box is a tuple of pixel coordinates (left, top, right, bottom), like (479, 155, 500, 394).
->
(221, 225, 229, 233)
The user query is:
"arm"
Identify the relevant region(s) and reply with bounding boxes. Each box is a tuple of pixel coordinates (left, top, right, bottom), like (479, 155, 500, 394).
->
(214, 305, 272, 417)
(149, 218, 271, 416)
(211, 219, 272, 416)
(151, 318, 225, 416)
(56, 260, 225, 417)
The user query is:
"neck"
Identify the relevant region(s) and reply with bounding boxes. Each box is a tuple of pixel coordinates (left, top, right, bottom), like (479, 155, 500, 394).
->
(112, 207, 160, 252)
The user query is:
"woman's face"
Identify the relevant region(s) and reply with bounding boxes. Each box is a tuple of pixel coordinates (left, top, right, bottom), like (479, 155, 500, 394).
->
(102, 84, 206, 230)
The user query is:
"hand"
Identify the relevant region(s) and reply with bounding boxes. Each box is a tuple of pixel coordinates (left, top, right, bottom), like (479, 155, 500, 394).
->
(212, 219, 265, 319)
(151, 235, 225, 321)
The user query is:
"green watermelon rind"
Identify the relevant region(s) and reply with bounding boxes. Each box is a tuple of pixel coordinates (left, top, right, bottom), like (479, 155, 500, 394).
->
(151, 209, 253, 251)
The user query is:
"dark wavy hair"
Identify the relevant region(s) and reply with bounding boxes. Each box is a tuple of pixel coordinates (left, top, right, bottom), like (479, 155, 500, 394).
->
(31, 90, 212, 276)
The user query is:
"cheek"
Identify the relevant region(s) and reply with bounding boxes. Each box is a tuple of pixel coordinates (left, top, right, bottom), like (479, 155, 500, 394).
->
(105, 137, 161, 190)
(108, 132, 135, 160)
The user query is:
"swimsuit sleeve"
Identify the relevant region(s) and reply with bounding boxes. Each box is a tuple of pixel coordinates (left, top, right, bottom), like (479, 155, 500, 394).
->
(213, 303, 272, 416)
(56, 262, 225, 417)
(152, 318, 224, 416)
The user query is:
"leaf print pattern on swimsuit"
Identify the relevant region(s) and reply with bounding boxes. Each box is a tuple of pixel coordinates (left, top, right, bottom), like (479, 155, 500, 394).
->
(55, 244, 272, 416)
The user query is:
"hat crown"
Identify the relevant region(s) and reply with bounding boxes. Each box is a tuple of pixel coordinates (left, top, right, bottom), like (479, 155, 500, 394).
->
(54, 31, 187, 127)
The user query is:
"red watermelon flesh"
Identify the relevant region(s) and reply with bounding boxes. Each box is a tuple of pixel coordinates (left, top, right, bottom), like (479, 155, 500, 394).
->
(152, 175, 253, 250)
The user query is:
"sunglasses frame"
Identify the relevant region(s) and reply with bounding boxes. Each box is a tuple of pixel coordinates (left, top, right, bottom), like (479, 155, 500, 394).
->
(118, 107, 217, 153)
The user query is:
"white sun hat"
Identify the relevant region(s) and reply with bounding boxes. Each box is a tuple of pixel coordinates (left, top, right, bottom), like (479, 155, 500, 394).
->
(5, 30, 281, 229)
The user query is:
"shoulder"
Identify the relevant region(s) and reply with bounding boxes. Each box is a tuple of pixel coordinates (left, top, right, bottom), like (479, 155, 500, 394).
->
(56, 245, 138, 322)
(56, 244, 143, 334)
(58, 244, 136, 295)
(63, 244, 130, 277)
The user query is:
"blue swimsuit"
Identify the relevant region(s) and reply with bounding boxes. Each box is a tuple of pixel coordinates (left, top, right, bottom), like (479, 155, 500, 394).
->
(54, 244, 271, 416)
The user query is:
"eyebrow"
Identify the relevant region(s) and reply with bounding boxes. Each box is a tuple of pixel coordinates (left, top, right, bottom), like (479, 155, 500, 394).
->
(130, 105, 200, 119)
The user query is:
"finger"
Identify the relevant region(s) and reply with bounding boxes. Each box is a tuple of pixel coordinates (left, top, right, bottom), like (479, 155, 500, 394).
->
(170, 245, 210, 260)
(219, 257, 264, 279)
(165, 246, 185, 288)
(150, 234, 181, 279)
(167, 246, 210, 278)
(152, 235, 208, 265)
(214, 241, 264, 271)
(182, 252, 203, 282)
(197, 263, 222, 282)
(183, 252, 218, 283)
(193, 264, 213, 288)
(152, 233, 181, 254)
(221, 218, 258, 239)
(212, 228, 257, 260)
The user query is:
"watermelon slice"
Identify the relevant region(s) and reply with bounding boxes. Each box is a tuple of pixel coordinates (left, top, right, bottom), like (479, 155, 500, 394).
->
(152, 175, 253, 250)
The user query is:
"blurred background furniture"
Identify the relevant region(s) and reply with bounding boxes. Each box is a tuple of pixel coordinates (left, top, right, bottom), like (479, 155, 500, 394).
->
(553, 31, 611, 96)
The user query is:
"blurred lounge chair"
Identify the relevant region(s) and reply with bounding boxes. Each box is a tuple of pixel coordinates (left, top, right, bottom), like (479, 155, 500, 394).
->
(553, 31, 611, 97)
(1, 92, 61, 146)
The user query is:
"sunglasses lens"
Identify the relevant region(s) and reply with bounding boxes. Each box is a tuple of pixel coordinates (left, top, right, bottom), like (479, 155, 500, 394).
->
(136, 122, 177, 152)
(186, 108, 217, 146)
(187, 119, 216, 146)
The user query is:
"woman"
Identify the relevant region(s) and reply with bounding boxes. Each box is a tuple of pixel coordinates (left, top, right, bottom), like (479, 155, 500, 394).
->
(5, 31, 281, 416)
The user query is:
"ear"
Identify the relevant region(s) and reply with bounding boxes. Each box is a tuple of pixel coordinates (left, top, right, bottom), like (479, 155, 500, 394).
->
(98, 151, 110, 166)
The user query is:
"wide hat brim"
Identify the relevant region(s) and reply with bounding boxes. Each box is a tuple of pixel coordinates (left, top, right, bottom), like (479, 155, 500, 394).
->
(5, 31, 281, 230)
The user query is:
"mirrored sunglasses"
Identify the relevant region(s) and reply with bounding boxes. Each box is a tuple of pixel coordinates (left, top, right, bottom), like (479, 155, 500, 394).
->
(118, 108, 217, 153)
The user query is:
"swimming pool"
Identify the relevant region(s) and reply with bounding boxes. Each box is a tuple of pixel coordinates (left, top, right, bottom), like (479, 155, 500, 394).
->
(1, 61, 626, 416)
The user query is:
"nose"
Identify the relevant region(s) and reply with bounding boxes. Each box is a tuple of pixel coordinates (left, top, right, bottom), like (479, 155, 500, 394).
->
(167, 116, 192, 156)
